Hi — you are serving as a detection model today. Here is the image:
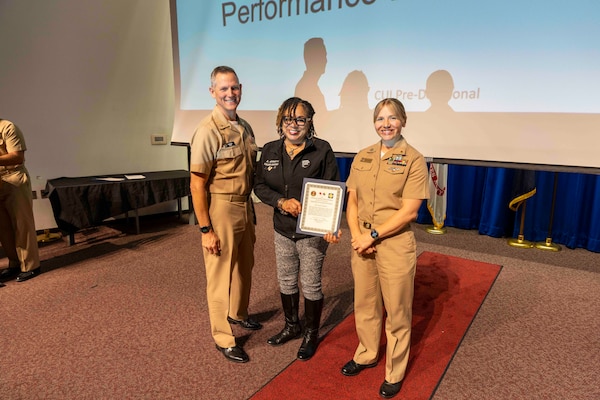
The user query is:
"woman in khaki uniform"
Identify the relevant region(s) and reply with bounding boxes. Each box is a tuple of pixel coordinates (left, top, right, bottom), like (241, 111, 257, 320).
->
(325, 98, 429, 398)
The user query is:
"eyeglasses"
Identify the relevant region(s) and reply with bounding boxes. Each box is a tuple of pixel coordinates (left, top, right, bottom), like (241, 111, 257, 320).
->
(283, 116, 310, 126)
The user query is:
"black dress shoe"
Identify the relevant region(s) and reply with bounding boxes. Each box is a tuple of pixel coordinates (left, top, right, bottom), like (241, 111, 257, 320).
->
(215, 344, 249, 363)
(227, 316, 263, 330)
(341, 359, 378, 376)
(0, 267, 20, 282)
(16, 268, 41, 282)
(379, 380, 403, 398)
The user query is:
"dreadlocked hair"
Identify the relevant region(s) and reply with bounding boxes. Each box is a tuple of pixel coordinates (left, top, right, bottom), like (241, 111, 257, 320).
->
(276, 97, 317, 139)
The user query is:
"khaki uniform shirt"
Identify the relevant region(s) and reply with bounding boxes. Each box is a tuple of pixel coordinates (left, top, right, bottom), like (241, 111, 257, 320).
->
(189, 107, 258, 196)
(347, 137, 429, 228)
(0, 119, 27, 173)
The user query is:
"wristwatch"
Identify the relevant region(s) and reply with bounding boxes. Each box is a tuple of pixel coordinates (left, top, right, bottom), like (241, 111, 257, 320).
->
(199, 225, 212, 234)
(370, 229, 379, 239)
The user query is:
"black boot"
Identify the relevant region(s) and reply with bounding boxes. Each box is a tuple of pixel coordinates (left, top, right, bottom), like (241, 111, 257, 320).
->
(297, 297, 323, 360)
(267, 292, 302, 346)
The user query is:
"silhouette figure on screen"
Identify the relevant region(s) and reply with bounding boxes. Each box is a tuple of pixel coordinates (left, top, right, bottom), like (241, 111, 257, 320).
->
(408, 69, 457, 148)
(424, 69, 455, 114)
(408, 69, 483, 160)
(325, 70, 373, 152)
(295, 38, 328, 128)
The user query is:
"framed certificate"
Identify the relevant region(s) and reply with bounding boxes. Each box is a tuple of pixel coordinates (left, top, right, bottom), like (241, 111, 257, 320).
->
(296, 178, 346, 237)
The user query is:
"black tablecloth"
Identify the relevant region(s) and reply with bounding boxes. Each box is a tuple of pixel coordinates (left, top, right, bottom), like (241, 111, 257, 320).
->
(45, 170, 190, 233)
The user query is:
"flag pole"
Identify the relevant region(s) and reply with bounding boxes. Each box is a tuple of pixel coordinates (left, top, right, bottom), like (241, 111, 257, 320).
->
(426, 225, 447, 234)
(507, 200, 534, 248)
(535, 172, 561, 252)
(37, 228, 62, 243)
(426, 162, 447, 235)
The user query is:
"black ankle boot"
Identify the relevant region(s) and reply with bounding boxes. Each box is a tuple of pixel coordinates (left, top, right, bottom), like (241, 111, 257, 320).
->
(297, 297, 323, 360)
(267, 292, 302, 346)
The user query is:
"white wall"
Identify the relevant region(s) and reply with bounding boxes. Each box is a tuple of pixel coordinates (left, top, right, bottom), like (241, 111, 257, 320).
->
(0, 0, 186, 229)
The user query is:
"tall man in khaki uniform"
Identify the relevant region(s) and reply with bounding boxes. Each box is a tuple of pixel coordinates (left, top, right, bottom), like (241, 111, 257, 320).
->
(189, 66, 261, 363)
(0, 119, 41, 283)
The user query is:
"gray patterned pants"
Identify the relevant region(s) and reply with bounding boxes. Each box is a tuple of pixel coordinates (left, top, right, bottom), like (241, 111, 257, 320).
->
(274, 231, 329, 301)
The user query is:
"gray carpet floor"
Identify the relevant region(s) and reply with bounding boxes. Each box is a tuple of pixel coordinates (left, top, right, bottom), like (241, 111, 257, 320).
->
(1, 202, 598, 399)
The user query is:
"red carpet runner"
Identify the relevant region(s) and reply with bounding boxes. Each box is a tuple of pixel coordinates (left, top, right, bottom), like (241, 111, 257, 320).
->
(251, 251, 502, 400)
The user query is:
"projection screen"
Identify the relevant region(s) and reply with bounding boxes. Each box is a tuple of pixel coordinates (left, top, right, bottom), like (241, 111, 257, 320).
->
(169, 0, 600, 171)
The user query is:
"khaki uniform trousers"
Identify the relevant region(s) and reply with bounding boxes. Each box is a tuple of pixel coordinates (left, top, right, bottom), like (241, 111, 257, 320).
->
(351, 229, 416, 384)
(0, 169, 40, 272)
(204, 196, 255, 348)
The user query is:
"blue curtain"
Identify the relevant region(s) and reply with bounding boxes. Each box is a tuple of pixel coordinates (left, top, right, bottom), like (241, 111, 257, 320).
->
(337, 157, 600, 253)
(525, 171, 600, 251)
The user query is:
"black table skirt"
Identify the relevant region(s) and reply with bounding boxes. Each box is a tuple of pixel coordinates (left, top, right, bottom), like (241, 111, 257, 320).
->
(45, 170, 190, 233)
